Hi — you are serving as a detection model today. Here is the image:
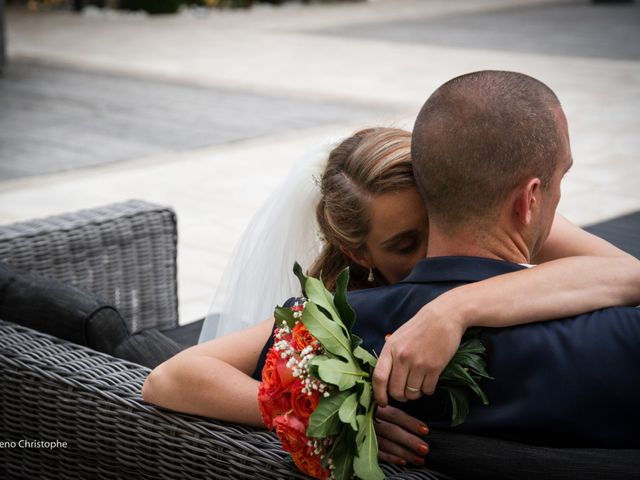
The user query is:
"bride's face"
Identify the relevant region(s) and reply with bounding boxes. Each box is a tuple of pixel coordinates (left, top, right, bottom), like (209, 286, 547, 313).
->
(360, 187, 428, 284)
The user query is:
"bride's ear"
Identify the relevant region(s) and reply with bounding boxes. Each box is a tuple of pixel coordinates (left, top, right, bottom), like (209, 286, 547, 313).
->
(339, 245, 373, 270)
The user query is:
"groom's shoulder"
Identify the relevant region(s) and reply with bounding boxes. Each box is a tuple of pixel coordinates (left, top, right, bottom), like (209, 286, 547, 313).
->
(345, 281, 445, 318)
(483, 305, 640, 361)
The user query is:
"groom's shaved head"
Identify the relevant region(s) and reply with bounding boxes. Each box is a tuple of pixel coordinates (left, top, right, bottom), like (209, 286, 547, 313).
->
(412, 70, 563, 233)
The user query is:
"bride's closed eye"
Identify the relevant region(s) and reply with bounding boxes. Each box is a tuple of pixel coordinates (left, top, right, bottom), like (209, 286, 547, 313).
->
(383, 233, 422, 256)
(395, 239, 420, 256)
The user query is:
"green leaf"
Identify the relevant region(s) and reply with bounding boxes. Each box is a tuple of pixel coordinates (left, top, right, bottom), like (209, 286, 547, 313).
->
(274, 305, 296, 330)
(356, 414, 366, 432)
(436, 337, 492, 426)
(310, 356, 366, 391)
(307, 391, 351, 438)
(444, 385, 470, 427)
(305, 276, 346, 332)
(302, 302, 353, 361)
(441, 363, 489, 405)
(453, 343, 492, 381)
(329, 429, 355, 480)
(353, 407, 384, 480)
(357, 381, 372, 409)
(350, 334, 363, 350)
(334, 267, 356, 333)
(293, 262, 307, 297)
(338, 393, 359, 431)
(353, 345, 377, 369)
(455, 339, 492, 376)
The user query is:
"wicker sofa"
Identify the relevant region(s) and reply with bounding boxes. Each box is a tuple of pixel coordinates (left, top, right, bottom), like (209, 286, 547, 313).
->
(2, 200, 639, 480)
(0, 200, 448, 480)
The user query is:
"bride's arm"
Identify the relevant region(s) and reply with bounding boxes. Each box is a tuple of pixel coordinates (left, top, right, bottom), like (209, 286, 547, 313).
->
(142, 318, 274, 427)
(438, 214, 640, 330)
(143, 317, 431, 466)
(374, 213, 640, 405)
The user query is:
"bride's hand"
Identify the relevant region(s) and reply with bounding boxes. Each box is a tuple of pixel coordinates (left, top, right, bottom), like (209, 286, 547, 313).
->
(375, 405, 429, 466)
(373, 291, 467, 405)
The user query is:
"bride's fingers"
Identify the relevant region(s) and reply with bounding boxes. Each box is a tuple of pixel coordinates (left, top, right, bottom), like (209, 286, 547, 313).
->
(376, 405, 429, 437)
(421, 372, 438, 397)
(375, 414, 429, 459)
(387, 354, 411, 402)
(373, 345, 392, 407)
(378, 448, 407, 467)
(377, 432, 426, 466)
(405, 368, 426, 400)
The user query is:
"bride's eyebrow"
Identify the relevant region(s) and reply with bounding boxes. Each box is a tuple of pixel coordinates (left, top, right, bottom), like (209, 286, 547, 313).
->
(380, 230, 416, 248)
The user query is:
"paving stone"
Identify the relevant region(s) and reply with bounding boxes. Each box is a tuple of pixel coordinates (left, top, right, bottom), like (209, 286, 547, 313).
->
(314, 1, 640, 61)
(0, 60, 390, 181)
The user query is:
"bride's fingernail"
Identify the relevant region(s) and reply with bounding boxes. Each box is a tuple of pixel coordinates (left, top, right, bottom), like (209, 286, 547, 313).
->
(385, 333, 392, 341)
(398, 459, 406, 466)
(417, 443, 429, 455)
(418, 424, 429, 435)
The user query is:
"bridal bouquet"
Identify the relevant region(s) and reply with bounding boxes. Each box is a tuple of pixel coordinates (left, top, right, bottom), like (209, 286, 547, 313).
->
(258, 264, 490, 480)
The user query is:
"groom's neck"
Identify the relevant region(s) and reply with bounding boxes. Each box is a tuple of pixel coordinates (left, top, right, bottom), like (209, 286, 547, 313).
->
(426, 222, 530, 265)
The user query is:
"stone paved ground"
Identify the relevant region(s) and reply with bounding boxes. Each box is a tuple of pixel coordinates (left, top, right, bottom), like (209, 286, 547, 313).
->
(0, 60, 389, 180)
(1, 0, 638, 323)
(317, 1, 640, 61)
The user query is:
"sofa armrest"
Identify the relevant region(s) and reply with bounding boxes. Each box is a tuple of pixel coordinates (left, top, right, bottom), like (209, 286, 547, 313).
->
(0, 200, 179, 332)
(0, 320, 446, 479)
(0, 320, 305, 479)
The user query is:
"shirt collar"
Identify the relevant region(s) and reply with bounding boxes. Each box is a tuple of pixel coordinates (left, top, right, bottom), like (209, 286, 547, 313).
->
(400, 256, 528, 284)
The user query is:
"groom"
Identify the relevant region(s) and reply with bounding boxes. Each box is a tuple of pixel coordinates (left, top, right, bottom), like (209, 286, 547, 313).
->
(346, 71, 640, 449)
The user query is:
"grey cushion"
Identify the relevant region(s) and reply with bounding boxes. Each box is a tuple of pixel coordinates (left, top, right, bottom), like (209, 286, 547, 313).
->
(115, 328, 182, 369)
(0, 262, 184, 369)
(0, 262, 128, 354)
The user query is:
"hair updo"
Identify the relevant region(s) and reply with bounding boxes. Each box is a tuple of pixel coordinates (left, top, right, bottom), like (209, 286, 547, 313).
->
(309, 127, 415, 291)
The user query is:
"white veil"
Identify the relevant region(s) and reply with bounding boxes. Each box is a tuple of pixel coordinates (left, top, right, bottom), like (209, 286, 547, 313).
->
(198, 143, 331, 343)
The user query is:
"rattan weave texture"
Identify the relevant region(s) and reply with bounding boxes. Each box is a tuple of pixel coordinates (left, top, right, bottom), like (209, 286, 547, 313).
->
(0, 200, 179, 333)
(0, 320, 444, 479)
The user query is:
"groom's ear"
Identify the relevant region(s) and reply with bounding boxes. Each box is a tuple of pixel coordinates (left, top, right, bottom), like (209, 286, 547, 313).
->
(514, 178, 542, 226)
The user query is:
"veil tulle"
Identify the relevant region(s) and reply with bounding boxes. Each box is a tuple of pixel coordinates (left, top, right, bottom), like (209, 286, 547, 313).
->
(198, 143, 332, 343)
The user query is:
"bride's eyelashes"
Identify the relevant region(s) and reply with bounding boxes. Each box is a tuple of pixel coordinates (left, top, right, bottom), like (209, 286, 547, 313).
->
(397, 241, 419, 255)
(387, 237, 421, 256)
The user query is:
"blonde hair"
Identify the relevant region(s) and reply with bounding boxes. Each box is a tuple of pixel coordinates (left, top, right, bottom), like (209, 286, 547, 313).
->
(309, 127, 415, 291)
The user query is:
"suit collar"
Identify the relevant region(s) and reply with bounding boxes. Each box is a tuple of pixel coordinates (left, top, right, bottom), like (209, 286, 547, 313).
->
(400, 256, 527, 284)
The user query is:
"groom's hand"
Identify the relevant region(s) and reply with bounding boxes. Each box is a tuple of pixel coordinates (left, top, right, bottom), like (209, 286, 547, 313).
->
(373, 299, 467, 405)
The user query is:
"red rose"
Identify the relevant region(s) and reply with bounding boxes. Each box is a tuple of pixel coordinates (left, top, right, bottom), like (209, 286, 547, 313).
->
(273, 414, 308, 454)
(261, 349, 281, 392)
(276, 354, 295, 390)
(291, 380, 320, 422)
(262, 348, 295, 395)
(292, 322, 317, 351)
(258, 383, 292, 428)
(291, 450, 330, 480)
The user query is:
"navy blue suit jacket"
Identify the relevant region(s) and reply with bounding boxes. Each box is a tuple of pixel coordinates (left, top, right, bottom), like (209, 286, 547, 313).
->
(346, 256, 640, 448)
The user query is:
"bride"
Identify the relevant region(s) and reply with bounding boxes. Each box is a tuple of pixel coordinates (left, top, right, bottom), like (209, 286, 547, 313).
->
(143, 127, 640, 466)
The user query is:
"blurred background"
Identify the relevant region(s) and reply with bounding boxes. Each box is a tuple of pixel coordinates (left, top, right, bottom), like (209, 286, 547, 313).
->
(0, 0, 638, 324)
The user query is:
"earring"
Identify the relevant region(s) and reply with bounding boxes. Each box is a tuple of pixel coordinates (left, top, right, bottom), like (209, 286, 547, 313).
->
(367, 268, 375, 283)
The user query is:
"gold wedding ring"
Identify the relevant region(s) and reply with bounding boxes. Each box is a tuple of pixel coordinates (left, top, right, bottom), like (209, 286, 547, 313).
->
(405, 385, 420, 393)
